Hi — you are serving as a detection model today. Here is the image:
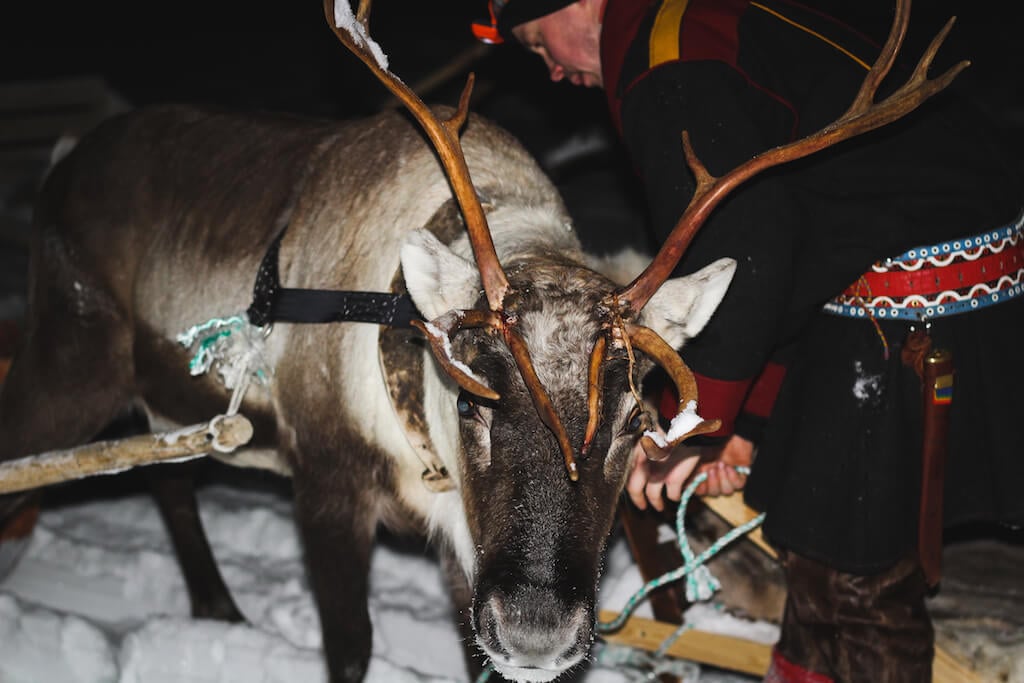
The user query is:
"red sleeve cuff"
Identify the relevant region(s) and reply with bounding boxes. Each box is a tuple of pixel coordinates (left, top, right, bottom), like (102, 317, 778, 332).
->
(742, 361, 787, 418)
(659, 372, 753, 438)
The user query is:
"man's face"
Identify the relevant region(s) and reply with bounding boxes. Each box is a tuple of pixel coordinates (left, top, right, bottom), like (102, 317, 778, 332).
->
(511, 3, 603, 88)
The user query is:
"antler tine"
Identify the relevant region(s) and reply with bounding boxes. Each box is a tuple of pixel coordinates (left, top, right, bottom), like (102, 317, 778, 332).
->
(504, 327, 580, 481)
(848, 0, 909, 113)
(412, 310, 503, 401)
(324, 0, 510, 311)
(417, 306, 582, 479)
(355, 0, 371, 25)
(581, 336, 607, 456)
(626, 325, 721, 444)
(615, 0, 965, 315)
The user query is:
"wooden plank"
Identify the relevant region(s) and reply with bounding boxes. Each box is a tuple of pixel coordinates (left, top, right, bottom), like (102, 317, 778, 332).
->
(600, 610, 982, 682)
(618, 501, 686, 624)
(933, 645, 983, 683)
(698, 491, 776, 559)
(598, 610, 771, 676)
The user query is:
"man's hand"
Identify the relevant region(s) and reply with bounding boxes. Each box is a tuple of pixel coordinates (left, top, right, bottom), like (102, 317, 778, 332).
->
(626, 436, 700, 512)
(626, 432, 754, 511)
(693, 435, 753, 497)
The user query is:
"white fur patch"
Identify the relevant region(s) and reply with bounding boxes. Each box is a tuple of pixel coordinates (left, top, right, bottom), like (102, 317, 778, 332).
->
(642, 257, 736, 349)
(401, 230, 480, 320)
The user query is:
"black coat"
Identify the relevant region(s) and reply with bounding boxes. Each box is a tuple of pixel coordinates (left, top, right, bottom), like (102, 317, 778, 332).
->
(601, 0, 1022, 571)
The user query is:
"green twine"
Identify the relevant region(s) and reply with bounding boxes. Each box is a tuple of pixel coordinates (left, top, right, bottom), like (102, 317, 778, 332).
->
(474, 465, 763, 682)
(189, 328, 234, 373)
(177, 315, 248, 373)
(176, 314, 271, 390)
(598, 465, 761, 634)
(176, 315, 247, 347)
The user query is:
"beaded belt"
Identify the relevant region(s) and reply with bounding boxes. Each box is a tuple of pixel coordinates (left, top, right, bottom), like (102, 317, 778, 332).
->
(824, 212, 1024, 321)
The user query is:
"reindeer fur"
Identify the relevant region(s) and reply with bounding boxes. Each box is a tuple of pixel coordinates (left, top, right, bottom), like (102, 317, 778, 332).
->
(0, 103, 733, 682)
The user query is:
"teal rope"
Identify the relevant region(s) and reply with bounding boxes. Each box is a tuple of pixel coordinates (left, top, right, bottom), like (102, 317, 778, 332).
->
(598, 465, 761, 633)
(176, 315, 246, 347)
(474, 465, 763, 682)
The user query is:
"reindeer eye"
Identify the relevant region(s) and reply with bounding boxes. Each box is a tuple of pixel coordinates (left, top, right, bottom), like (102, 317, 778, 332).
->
(456, 393, 477, 418)
(624, 406, 648, 434)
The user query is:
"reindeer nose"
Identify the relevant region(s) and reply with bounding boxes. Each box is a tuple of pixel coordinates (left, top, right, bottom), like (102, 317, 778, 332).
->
(475, 584, 591, 680)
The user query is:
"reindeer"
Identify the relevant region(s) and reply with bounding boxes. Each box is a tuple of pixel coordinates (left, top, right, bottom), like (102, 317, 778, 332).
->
(0, 0, 963, 680)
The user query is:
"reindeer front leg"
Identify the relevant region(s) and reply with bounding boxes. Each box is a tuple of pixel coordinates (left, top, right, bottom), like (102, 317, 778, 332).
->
(290, 445, 381, 683)
(146, 461, 246, 622)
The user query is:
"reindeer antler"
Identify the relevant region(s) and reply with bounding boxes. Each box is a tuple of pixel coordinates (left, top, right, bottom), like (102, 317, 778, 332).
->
(326, 0, 581, 479)
(616, 0, 964, 315)
(325, 0, 509, 310)
(590, 0, 967, 451)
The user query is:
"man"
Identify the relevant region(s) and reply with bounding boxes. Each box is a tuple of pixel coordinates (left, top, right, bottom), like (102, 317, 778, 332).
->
(473, 1, 1023, 681)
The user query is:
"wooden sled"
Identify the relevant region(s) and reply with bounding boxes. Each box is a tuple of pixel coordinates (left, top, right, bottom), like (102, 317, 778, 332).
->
(603, 493, 982, 683)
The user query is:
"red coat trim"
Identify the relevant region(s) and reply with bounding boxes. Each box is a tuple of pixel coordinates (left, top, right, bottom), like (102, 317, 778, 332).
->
(678, 0, 747, 66)
(600, 0, 654, 134)
(743, 360, 787, 418)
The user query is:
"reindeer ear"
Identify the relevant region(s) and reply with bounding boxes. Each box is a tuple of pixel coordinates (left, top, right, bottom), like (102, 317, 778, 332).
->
(401, 229, 481, 320)
(641, 257, 736, 349)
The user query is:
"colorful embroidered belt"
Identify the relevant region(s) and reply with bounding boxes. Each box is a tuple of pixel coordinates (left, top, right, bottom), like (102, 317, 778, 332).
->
(824, 213, 1024, 321)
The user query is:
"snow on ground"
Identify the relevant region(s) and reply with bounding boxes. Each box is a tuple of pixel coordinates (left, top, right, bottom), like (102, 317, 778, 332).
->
(0, 470, 768, 683)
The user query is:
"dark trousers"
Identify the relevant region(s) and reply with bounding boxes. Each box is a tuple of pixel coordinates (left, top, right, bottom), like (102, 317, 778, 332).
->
(767, 550, 933, 683)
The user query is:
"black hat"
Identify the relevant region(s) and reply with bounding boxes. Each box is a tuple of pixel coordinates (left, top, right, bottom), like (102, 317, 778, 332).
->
(471, 0, 577, 44)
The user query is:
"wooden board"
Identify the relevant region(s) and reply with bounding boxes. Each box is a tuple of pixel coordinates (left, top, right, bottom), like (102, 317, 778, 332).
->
(599, 610, 982, 682)
(599, 609, 771, 676)
(699, 491, 776, 559)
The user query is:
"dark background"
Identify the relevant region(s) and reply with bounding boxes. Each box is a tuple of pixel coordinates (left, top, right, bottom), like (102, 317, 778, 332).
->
(2, 1, 1019, 116)
(1, 1, 1021, 253)
(0, 0, 1020, 309)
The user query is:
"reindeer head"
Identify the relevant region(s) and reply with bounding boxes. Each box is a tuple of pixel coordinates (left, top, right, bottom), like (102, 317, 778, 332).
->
(402, 228, 733, 678)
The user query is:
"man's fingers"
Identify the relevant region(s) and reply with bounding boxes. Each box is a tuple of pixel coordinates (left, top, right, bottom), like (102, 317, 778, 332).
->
(626, 460, 649, 510)
(665, 473, 684, 503)
(663, 452, 700, 502)
(716, 463, 736, 496)
(646, 481, 665, 511)
(705, 465, 722, 497)
(627, 438, 706, 510)
(696, 462, 749, 498)
(725, 465, 748, 491)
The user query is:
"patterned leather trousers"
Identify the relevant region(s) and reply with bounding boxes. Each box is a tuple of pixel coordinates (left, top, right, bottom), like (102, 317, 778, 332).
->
(765, 550, 934, 683)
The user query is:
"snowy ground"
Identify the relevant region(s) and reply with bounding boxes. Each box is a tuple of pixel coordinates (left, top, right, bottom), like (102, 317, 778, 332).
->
(0, 469, 772, 683)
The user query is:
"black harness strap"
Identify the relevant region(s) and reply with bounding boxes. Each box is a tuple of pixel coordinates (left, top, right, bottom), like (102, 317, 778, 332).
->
(247, 229, 423, 328)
